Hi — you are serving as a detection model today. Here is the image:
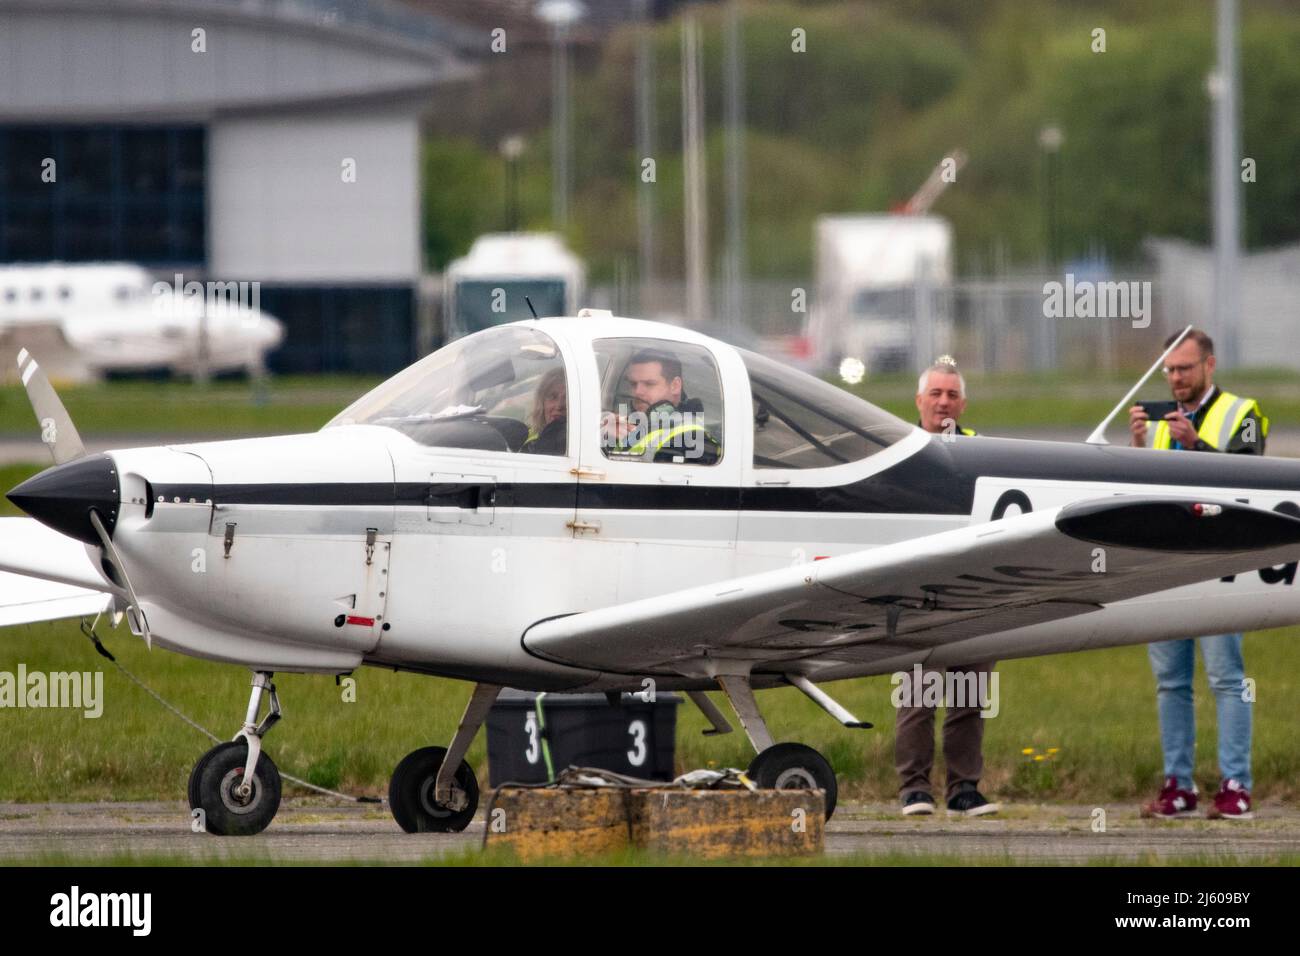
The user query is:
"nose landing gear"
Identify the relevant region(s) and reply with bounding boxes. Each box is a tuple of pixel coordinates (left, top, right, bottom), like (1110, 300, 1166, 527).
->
(188, 671, 283, 836)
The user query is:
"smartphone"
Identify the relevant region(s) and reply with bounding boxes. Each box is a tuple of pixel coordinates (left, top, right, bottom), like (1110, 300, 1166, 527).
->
(1137, 400, 1179, 420)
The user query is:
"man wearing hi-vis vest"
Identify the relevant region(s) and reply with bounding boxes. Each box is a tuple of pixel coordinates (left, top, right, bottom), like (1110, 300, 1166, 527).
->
(1128, 328, 1268, 820)
(601, 349, 720, 464)
(896, 357, 999, 818)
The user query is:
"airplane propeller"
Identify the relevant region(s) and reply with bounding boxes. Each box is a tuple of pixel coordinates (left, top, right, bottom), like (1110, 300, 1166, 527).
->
(10, 348, 151, 647)
(16, 347, 86, 464)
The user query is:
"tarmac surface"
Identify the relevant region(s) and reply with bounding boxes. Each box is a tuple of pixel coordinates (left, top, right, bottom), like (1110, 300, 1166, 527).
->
(1, 798, 1295, 864)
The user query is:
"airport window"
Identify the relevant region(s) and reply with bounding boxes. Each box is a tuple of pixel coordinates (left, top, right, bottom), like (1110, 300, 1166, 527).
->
(328, 325, 568, 456)
(0, 125, 205, 266)
(594, 338, 723, 465)
(739, 347, 911, 469)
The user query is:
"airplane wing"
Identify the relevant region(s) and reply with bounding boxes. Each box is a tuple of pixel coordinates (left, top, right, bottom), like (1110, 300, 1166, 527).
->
(0, 572, 111, 627)
(0, 517, 115, 627)
(522, 497, 1300, 678)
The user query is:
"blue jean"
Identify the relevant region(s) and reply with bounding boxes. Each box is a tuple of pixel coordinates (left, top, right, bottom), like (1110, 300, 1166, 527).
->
(1147, 634, 1252, 792)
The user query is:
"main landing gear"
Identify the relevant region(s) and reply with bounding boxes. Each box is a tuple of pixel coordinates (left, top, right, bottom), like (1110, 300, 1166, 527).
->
(187, 671, 861, 835)
(388, 683, 501, 833)
(704, 669, 873, 821)
(189, 671, 283, 836)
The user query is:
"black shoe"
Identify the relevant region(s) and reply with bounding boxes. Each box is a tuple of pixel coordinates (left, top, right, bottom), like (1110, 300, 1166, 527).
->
(947, 783, 1000, 817)
(902, 791, 935, 816)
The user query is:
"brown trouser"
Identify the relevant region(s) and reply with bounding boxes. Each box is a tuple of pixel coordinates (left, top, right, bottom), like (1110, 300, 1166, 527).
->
(895, 662, 996, 801)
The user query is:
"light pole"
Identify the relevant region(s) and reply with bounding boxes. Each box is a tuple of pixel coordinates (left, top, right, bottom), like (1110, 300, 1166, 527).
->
(1209, 0, 1241, 367)
(500, 134, 525, 232)
(635, 0, 656, 311)
(1039, 124, 1063, 270)
(534, 0, 586, 232)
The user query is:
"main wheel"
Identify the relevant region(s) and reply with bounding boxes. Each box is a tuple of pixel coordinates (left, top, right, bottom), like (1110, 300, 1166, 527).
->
(389, 746, 479, 833)
(747, 742, 838, 820)
(189, 740, 282, 836)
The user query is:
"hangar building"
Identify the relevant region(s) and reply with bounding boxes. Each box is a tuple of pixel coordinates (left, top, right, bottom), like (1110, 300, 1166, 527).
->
(0, 0, 476, 372)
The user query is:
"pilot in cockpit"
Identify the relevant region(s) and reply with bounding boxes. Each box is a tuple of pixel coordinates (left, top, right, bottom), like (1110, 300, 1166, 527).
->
(601, 349, 719, 464)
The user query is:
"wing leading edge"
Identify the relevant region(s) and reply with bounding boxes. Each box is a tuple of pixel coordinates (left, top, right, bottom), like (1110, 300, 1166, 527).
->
(0, 517, 114, 627)
(522, 496, 1300, 678)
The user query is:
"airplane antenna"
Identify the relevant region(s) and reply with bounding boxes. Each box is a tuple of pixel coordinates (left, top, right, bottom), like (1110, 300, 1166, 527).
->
(524, 296, 539, 320)
(1084, 325, 1193, 445)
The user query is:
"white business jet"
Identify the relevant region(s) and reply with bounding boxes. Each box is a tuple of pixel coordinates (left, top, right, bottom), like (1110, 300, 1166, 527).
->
(0, 263, 283, 379)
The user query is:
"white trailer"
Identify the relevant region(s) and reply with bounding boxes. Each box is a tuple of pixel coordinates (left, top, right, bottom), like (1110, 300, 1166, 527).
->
(806, 215, 953, 374)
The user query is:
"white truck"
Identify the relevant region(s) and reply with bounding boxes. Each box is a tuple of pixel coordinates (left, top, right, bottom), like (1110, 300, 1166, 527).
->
(806, 215, 953, 375)
(443, 233, 585, 342)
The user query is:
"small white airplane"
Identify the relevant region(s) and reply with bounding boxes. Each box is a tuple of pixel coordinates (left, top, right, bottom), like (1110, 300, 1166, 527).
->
(4, 311, 1300, 835)
(0, 263, 283, 380)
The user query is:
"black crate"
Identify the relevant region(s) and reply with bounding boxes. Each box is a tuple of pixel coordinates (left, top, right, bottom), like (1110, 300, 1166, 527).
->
(486, 689, 681, 786)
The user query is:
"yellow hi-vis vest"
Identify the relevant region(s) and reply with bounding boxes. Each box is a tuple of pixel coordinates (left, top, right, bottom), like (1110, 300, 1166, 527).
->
(626, 422, 716, 457)
(1152, 390, 1268, 451)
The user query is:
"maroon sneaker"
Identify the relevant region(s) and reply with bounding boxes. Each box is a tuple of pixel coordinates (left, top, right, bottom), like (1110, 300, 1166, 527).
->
(1206, 779, 1254, 820)
(1140, 776, 1198, 818)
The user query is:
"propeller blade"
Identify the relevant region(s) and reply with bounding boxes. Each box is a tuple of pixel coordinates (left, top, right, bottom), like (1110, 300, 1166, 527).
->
(88, 509, 151, 650)
(16, 348, 86, 465)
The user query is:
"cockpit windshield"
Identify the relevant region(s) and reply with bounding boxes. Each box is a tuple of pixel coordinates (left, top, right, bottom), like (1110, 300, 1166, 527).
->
(326, 325, 568, 454)
(737, 347, 913, 468)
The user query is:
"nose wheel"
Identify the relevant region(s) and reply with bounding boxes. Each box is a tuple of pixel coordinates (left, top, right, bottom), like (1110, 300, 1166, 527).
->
(189, 740, 282, 836)
(188, 671, 283, 836)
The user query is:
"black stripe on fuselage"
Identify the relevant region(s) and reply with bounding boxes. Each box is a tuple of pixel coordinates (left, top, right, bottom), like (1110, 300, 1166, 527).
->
(148, 437, 1300, 515)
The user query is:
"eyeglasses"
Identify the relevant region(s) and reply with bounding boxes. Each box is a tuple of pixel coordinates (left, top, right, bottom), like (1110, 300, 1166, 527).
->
(1161, 360, 1205, 376)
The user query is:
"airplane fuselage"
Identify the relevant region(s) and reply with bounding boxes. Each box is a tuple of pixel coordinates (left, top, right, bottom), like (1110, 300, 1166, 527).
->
(47, 425, 1300, 692)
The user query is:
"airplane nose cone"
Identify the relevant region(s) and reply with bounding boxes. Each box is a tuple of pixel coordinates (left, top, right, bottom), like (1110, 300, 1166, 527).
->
(6, 453, 120, 545)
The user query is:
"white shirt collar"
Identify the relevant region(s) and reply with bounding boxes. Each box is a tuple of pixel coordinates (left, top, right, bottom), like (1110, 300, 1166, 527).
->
(1180, 385, 1215, 415)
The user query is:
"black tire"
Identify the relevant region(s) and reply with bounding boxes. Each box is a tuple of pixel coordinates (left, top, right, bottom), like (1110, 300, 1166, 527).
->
(747, 742, 838, 820)
(389, 746, 479, 833)
(189, 740, 282, 836)
(187, 744, 219, 811)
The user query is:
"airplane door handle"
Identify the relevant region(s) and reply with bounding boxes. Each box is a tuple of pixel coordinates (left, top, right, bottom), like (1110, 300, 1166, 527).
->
(658, 474, 690, 485)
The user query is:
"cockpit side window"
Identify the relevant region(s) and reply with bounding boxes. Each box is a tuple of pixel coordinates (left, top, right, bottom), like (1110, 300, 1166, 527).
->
(594, 337, 723, 465)
(327, 325, 568, 455)
(739, 347, 911, 469)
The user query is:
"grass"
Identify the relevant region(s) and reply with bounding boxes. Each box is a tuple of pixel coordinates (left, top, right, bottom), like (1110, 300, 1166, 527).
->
(0, 617, 1296, 804)
(0, 375, 379, 437)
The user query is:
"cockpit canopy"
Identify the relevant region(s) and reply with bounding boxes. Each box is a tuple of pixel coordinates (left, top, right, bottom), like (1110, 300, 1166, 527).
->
(327, 322, 913, 467)
(327, 325, 565, 454)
